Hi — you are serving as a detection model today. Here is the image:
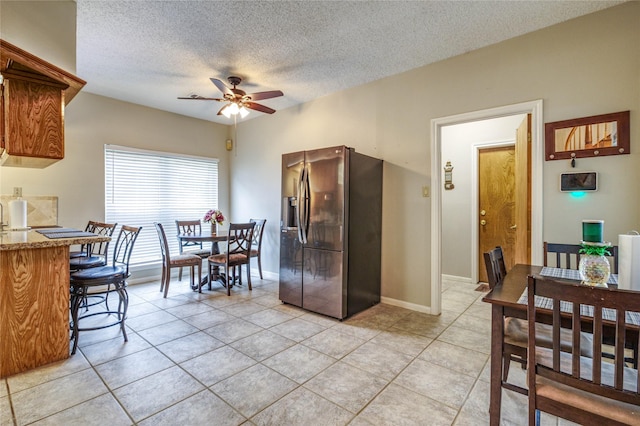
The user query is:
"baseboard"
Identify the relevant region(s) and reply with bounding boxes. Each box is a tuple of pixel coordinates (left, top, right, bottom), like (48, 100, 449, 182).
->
(380, 296, 432, 314)
(128, 268, 279, 286)
(442, 274, 473, 285)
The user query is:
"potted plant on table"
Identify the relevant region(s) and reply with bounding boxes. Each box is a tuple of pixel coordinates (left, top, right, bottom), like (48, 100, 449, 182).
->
(203, 209, 225, 235)
(579, 243, 611, 287)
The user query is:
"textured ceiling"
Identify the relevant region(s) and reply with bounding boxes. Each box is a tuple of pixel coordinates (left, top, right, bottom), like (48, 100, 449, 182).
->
(76, 1, 622, 124)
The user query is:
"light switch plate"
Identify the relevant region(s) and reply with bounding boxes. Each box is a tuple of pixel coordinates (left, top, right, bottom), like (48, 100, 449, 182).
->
(422, 186, 430, 197)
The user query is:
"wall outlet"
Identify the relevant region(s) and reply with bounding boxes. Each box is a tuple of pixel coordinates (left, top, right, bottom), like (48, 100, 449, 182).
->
(13, 187, 22, 197)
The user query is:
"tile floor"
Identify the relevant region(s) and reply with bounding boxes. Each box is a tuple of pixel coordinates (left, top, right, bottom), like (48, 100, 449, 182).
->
(0, 276, 576, 425)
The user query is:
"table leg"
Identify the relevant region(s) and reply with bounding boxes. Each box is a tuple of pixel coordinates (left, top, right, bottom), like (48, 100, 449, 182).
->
(489, 304, 504, 426)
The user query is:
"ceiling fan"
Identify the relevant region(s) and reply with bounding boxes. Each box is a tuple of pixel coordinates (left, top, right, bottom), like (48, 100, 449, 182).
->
(178, 76, 283, 118)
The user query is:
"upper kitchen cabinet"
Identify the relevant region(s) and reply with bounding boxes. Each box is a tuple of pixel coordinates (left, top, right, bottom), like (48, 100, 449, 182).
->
(0, 39, 85, 168)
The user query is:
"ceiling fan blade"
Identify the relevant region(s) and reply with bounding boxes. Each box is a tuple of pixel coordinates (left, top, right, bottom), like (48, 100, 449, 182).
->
(245, 102, 276, 114)
(246, 90, 284, 101)
(210, 78, 233, 96)
(177, 95, 224, 101)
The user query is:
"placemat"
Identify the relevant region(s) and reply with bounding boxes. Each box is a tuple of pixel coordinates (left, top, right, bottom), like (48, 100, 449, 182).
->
(37, 228, 82, 234)
(540, 266, 618, 285)
(39, 231, 97, 239)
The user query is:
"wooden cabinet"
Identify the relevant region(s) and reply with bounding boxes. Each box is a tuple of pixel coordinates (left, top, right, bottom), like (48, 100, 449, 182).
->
(0, 39, 85, 168)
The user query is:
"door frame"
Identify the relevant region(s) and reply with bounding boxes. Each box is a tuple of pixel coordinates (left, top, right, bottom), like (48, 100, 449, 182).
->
(471, 139, 516, 285)
(430, 100, 543, 315)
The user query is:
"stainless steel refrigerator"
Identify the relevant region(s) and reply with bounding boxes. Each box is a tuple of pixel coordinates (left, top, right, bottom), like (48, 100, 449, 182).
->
(279, 145, 382, 319)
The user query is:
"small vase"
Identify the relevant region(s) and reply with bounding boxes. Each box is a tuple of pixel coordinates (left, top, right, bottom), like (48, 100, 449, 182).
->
(210, 222, 217, 235)
(579, 254, 610, 287)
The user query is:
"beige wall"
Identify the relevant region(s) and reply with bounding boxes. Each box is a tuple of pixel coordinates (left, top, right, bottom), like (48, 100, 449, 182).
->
(2, 2, 638, 311)
(0, 1, 76, 73)
(232, 2, 639, 310)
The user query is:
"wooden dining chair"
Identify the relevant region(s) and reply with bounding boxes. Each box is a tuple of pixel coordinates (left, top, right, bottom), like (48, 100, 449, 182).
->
(484, 246, 528, 394)
(155, 223, 203, 297)
(544, 241, 630, 366)
(175, 219, 211, 280)
(484, 246, 594, 396)
(249, 218, 266, 279)
(208, 222, 255, 296)
(544, 241, 619, 274)
(527, 275, 640, 425)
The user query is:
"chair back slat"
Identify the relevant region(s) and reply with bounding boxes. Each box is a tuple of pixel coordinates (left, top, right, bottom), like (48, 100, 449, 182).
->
(249, 218, 266, 250)
(227, 222, 255, 257)
(112, 225, 142, 276)
(155, 223, 171, 262)
(88, 221, 118, 256)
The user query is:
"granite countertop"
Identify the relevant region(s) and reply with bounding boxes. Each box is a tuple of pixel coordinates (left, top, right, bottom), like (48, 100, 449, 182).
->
(0, 229, 110, 251)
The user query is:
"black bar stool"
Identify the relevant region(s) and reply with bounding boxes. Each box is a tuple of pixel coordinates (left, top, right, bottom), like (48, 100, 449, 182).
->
(69, 225, 141, 355)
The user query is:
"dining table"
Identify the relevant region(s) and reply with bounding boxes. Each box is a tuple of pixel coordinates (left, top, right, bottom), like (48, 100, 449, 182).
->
(481, 264, 636, 426)
(176, 230, 230, 290)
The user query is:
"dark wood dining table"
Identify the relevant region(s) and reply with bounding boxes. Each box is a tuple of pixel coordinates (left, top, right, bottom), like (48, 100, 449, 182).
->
(177, 231, 228, 290)
(482, 264, 635, 425)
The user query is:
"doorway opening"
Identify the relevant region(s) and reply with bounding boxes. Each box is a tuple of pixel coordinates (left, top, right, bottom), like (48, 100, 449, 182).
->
(430, 100, 544, 315)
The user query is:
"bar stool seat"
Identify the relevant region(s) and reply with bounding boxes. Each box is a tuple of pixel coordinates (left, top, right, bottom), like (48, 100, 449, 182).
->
(70, 255, 107, 270)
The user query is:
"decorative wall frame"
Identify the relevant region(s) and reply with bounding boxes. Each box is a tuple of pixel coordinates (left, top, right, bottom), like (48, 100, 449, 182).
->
(545, 110, 630, 161)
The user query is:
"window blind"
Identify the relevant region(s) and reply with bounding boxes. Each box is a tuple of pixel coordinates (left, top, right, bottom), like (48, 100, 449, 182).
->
(105, 145, 219, 266)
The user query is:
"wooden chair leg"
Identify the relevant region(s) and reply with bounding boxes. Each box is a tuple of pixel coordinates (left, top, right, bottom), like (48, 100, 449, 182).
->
(258, 254, 263, 279)
(163, 268, 171, 298)
(159, 264, 166, 292)
(208, 263, 213, 290)
(196, 262, 202, 293)
(247, 263, 252, 290)
(502, 354, 511, 383)
(226, 266, 231, 296)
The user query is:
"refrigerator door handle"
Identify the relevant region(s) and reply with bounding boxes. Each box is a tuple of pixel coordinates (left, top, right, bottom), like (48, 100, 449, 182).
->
(296, 165, 305, 243)
(302, 165, 310, 244)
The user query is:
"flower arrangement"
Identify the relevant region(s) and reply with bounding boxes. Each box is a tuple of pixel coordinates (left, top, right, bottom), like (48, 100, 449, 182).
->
(203, 209, 225, 225)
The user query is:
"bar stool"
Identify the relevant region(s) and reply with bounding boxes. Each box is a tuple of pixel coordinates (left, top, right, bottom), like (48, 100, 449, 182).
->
(69, 225, 141, 355)
(69, 221, 118, 270)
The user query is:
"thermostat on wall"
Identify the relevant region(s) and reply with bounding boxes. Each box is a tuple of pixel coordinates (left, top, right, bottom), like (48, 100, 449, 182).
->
(560, 171, 597, 192)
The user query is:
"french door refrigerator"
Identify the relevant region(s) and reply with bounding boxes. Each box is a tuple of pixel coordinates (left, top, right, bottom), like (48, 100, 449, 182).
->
(279, 145, 382, 319)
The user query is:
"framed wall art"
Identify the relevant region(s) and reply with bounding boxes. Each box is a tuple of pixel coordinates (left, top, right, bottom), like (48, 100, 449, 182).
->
(545, 110, 630, 161)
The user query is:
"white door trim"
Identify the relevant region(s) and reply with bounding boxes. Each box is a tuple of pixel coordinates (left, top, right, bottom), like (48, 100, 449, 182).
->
(430, 100, 543, 315)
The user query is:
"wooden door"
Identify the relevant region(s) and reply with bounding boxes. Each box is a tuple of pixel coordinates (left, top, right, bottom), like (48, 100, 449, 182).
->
(478, 146, 516, 283)
(514, 114, 532, 264)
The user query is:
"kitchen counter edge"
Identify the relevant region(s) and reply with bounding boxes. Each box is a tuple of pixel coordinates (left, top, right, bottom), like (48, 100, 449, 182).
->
(0, 230, 109, 251)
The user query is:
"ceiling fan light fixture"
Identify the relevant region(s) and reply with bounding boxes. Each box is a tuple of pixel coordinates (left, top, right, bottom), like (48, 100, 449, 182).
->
(239, 105, 250, 118)
(228, 102, 240, 115)
(220, 104, 232, 118)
